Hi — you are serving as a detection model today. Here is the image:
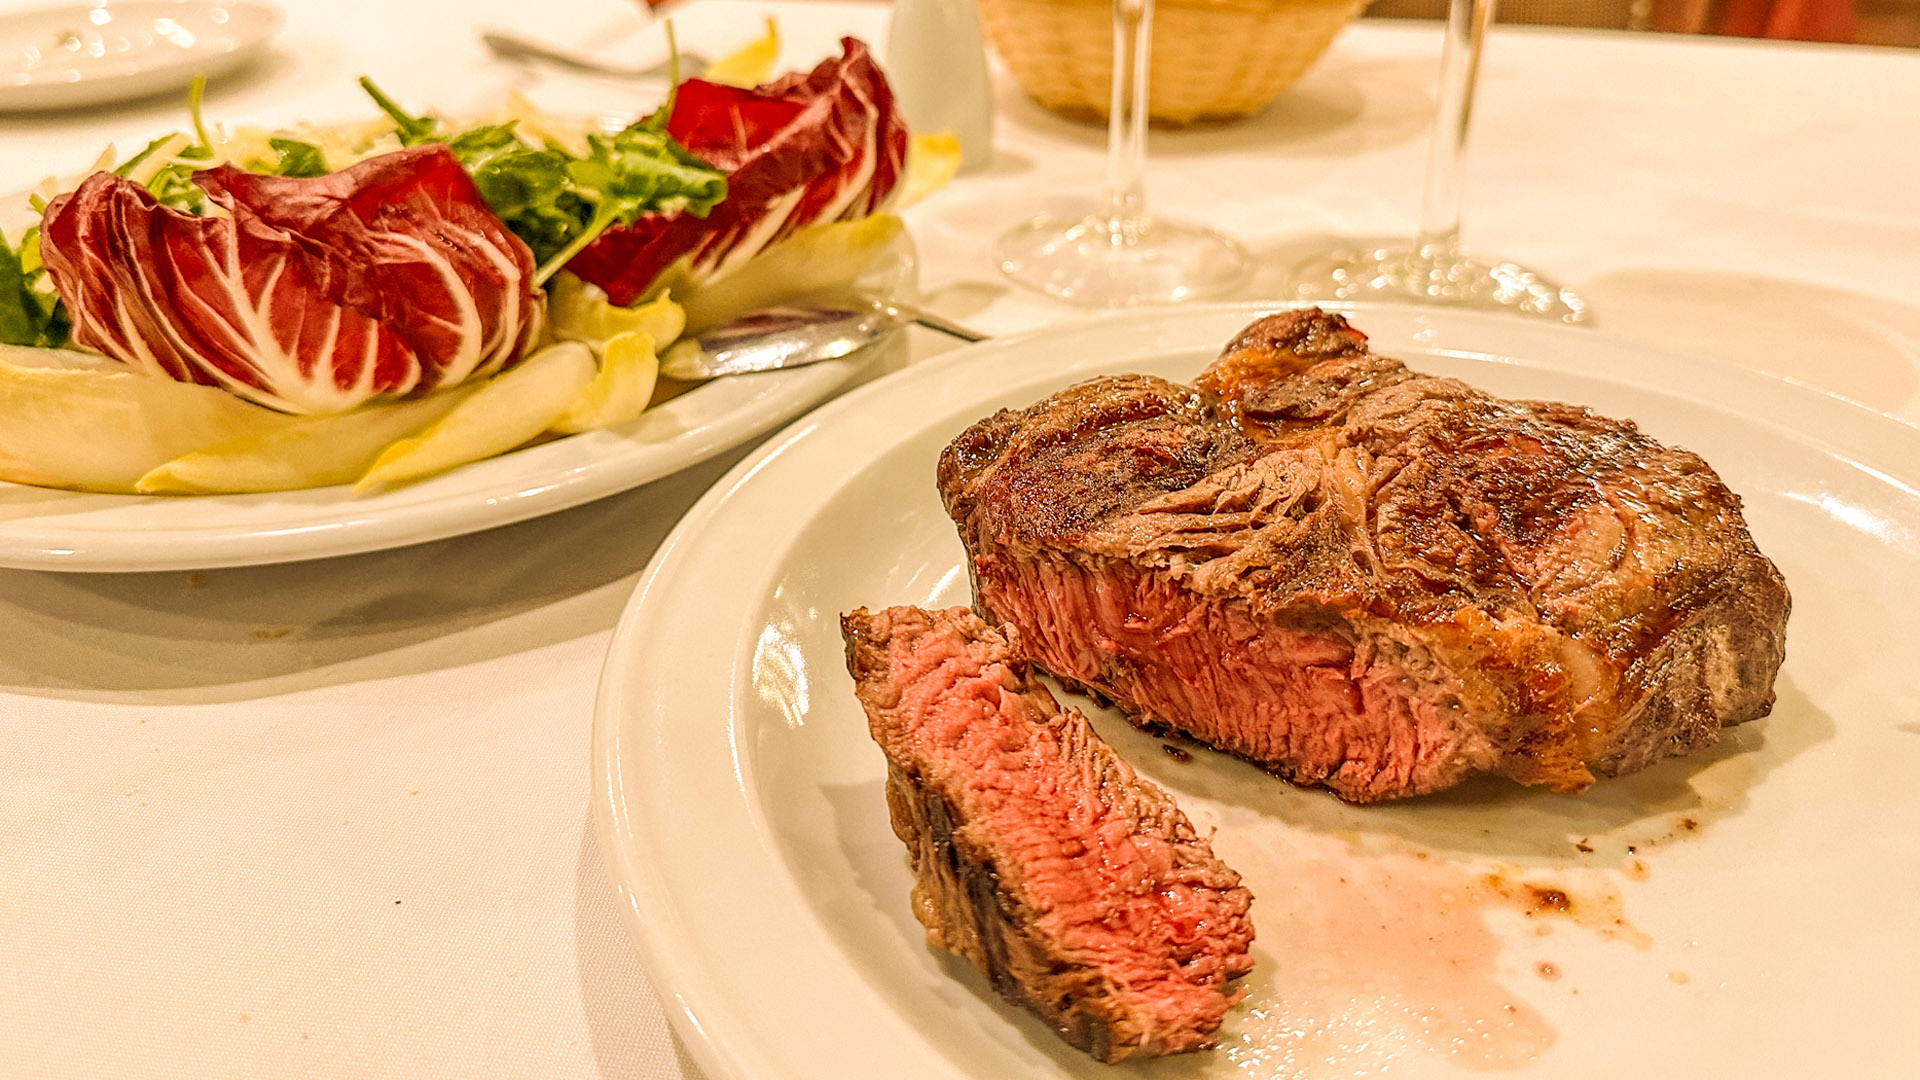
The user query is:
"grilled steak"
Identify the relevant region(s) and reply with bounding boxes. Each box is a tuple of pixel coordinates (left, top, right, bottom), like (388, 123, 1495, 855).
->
(937, 308, 1791, 803)
(842, 605, 1255, 1062)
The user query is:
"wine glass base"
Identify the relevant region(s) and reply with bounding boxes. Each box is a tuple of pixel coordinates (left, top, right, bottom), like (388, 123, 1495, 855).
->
(1288, 248, 1589, 324)
(996, 214, 1254, 307)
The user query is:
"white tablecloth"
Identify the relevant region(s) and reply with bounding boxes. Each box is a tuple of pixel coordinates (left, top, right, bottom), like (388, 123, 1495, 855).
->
(2, 2, 1916, 1077)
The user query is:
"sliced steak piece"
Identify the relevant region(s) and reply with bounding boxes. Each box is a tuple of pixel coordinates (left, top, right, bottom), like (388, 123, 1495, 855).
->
(842, 605, 1255, 1063)
(938, 308, 1791, 803)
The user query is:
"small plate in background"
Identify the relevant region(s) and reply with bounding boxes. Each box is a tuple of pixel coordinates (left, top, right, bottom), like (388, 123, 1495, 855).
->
(0, 0, 282, 111)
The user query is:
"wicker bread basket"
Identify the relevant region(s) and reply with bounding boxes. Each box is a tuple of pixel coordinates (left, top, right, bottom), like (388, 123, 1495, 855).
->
(978, 0, 1364, 125)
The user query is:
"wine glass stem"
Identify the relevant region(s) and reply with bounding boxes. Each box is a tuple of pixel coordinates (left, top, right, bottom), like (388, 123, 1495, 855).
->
(1415, 0, 1497, 268)
(1102, 0, 1152, 238)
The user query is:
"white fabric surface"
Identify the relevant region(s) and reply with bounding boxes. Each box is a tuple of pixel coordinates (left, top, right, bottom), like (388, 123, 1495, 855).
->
(1, 1, 1916, 1077)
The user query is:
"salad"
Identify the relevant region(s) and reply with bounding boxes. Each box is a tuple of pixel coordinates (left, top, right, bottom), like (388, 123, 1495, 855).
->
(0, 34, 951, 495)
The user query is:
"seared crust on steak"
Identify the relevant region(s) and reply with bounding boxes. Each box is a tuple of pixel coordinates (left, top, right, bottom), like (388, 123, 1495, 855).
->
(843, 606, 1256, 1062)
(937, 308, 1791, 802)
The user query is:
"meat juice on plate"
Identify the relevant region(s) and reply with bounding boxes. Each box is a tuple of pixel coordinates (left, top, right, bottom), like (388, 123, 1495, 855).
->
(1210, 831, 1558, 1074)
(1204, 827, 1654, 1075)
(1062, 699, 1738, 1079)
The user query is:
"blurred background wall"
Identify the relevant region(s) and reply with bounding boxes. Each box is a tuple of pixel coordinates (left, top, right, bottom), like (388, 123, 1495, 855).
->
(1360, 0, 1920, 46)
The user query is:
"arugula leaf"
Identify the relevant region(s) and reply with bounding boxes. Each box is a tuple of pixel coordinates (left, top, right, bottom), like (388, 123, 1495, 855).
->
(16, 227, 40, 277)
(467, 149, 569, 218)
(184, 75, 214, 160)
(114, 135, 177, 180)
(0, 234, 38, 346)
(350, 69, 726, 286)
(1, 227, 68, 348)
(19, 228, 69, 343)
(581, 127, 726, 213)
(145, 163, 211, 214)
(107, 79, 216, 212)
(470, 158, 581, 266)
(267, 137, 328, 178)
(36, 262, 71, 346)
(525, 129, 725, 286)
(447, 123, 522, 169)
(509, 22, 730, 285)
(358, 76, 441, 146)
(639, 21, 683, 135)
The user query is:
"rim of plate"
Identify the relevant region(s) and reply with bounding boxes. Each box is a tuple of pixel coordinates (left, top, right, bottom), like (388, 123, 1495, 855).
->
(592, 300, 1920, 1080)
(0, 357, 857, 572)
(0, 0, 283, 109)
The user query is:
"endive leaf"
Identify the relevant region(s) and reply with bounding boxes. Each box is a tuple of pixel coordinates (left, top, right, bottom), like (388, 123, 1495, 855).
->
(551, 330, 661, 434)
(547, 275, 686, 353)
(898, 132, 961, 209)
(0, 346, 281, 492)
(357, 342, 596, 490)
(661, 213, 904, 333)
(702, 18, 782, 88)
(139, 387, 476, 494)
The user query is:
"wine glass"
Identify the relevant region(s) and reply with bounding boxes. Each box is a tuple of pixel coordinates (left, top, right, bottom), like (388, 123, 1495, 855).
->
(994, 0, 1252, 306)
(1287, 0, 1587, 323)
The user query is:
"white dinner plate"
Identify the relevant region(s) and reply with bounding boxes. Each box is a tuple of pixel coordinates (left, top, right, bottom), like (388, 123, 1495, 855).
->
(594, 302, 1920, 1080)
(0, 0, 282, 112)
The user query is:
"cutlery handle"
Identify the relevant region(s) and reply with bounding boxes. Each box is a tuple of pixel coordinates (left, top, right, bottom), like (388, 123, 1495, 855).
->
(888, 302, 989, 343)
(479, 30, 701, 79)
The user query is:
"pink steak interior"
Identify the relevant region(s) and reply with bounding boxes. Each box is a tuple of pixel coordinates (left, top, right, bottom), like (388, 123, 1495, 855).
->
(876, 619, 1254, 1041)
(974, 553, 1496, 802)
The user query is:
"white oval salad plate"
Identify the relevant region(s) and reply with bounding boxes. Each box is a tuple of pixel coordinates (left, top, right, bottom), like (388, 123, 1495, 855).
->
(594, 302, 1920, 1080)
(0, 0, 282, 112)
(0, 355, 859, 571)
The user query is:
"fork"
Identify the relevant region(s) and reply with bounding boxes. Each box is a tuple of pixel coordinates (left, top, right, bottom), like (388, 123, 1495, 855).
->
(480, 31, 710, 80)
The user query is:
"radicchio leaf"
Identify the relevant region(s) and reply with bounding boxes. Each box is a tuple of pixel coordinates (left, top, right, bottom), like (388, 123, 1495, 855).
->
(38, 145, 545, 415)
(563, 37, 908, 306)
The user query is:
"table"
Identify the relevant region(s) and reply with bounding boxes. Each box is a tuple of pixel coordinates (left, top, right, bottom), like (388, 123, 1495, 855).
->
(2, 2, 1915, 1077)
